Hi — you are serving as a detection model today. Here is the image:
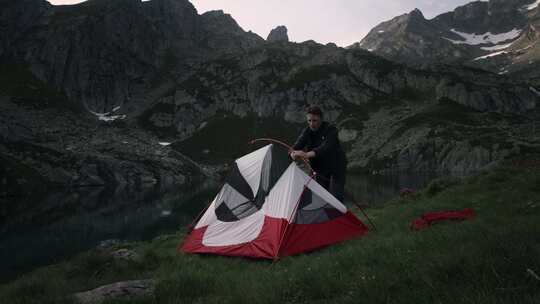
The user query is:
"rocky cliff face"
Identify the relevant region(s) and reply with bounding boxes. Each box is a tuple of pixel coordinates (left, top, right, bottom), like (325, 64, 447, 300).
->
(350, 9, 462, 68)
(0, 76, 207, 201)
(1, 0, 539, 205)
(433, 0, 529, 34)
(138, 41, 539, 173)
(1, 0, 264, 199)
(199, 10, 264, 53)
(0, 0, 264, 114)
(352, 0, 540, 77)
(267, 25, 289, 42)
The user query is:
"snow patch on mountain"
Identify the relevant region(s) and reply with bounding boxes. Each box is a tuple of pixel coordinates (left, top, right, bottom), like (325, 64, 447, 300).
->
(89, 110, 127, 122)
(473, 50, 509, 61)
(445, 28, 522, 46)
(530, 86, 540, 97)
(523, 0, 540, 11)
(481, 42, 513, 51)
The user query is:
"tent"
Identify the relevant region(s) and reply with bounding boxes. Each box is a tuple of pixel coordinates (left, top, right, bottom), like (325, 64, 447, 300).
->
(179, 144, 368, 259)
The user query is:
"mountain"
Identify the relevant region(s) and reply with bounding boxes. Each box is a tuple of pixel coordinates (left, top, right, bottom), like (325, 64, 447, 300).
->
(0, 0, 266, 201)
(1, 0, 539, 211)
(352, 0, 540, 80)
(267, 25, 289, 42)
(0, 0, 264, 114)
(150, 42, 539, 175)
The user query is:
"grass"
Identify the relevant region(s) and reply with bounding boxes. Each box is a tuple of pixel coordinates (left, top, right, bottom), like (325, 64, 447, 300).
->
(173, 113, 303, 165)
(399, 99, 484, 128)
(389, 98, 534, 148)
(1, 158, 540, 303)
(277, 64, 350, 90)
(395, 87, 434, 103)
(349, 49, 403, 78)
(137, 100, 178, 138)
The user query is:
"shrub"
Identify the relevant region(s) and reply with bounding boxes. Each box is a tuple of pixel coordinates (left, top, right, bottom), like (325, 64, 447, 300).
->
(425, 176, 460, 196)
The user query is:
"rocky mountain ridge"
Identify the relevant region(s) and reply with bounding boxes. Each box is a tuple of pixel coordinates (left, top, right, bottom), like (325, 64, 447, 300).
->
(1, 0, 260, 202)
(1, 0, 539, 208)
(267, 25, 289, 42)
(353, 0, 540, 79)
(143, 42, 539, 174)
(0, 0, 264, 115)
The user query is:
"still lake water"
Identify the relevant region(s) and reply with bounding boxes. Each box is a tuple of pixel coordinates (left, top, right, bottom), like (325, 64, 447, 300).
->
(0, 171, 440, 283)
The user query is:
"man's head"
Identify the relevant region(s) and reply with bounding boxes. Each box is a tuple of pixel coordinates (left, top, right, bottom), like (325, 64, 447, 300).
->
(306, 105, 323, 131)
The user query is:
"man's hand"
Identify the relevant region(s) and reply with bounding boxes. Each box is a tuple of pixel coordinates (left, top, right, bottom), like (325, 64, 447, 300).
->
(290, 150, 305, 160)
(289, 150, 315, 160)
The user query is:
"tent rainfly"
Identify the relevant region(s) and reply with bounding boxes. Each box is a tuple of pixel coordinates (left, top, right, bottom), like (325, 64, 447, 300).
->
(179, 144, 368, 258)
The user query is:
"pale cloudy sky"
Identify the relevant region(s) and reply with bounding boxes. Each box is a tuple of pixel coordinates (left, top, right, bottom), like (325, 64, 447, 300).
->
(48, 0, 480, 46)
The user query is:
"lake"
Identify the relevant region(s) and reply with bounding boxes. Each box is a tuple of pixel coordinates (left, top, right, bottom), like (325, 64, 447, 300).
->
(0, 171, 441, 283)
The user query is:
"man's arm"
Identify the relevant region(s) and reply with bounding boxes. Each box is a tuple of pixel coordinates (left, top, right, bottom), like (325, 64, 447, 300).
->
(311, 126, 339, 158)
(292, 127, 308, 150)
(292, 127, 337, 160)
(290, 150, 315, 160)
(290, 128, 310, 160)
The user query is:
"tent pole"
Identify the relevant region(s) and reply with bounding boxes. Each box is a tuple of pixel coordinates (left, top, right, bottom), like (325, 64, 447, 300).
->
(185, 198, 213, 233)
(185, 178, 228, 233)
(352, 201, 377, 232)
(178, 195, 217, 251)
(249, 138, 315, 174)
(322, 173, 376, 232)
(275, 173, 316, 259)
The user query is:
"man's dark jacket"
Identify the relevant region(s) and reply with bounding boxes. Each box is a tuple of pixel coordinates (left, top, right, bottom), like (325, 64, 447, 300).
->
(292, 122, 347, 176)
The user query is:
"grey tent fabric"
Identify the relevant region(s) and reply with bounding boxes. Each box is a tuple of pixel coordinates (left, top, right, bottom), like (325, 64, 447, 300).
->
(215, 144, 290, 222)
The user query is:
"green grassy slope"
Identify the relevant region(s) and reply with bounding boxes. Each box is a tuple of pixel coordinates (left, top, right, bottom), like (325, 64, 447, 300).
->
(1, 158, 539, 304)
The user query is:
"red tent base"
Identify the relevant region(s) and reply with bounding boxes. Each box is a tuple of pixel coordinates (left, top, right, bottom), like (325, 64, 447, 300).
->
(180, 211, 368, 259)
(280, 211, 368, 256)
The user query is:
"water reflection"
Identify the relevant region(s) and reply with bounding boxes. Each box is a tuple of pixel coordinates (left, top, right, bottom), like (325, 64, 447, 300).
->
(0, 181, 219, 283)
(345, 171, 441, 205)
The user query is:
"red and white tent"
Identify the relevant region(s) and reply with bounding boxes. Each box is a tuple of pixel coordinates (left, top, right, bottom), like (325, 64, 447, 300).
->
(179, 144, 368, 259)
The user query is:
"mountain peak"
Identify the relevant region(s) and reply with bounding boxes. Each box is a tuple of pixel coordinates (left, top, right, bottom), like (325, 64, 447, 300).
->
(200, 9, 242, 29)
(409, 8, 425, 19)
(201, 9, 225, 17)
(351, 0, 539, 77)
(267, 25, 289, 42)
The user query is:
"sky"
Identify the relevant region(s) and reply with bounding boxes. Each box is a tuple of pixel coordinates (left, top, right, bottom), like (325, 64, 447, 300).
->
(48, 0, 481, 47)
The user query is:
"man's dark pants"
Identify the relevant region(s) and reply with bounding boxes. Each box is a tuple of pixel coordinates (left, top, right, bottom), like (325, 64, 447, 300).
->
(315, 168, 346, 203)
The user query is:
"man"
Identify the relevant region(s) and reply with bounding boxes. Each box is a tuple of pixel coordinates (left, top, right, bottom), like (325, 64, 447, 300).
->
(290, 105, 347, 202)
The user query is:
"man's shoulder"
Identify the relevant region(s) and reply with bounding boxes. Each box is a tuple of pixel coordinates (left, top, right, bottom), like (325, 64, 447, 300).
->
(299, 126, 310, 135)
(322, 122, 338, 133)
